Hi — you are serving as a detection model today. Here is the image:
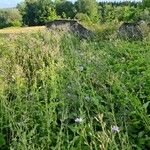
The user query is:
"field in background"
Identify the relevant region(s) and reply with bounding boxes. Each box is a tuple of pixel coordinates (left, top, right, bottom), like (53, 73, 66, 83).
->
(0, 26, 46, 34)
(0, 27, 150, 149)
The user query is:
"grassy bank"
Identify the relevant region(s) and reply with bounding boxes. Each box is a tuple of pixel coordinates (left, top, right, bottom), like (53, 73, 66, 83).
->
(0, 26, 46, 34)
(0, 30, 150, 149)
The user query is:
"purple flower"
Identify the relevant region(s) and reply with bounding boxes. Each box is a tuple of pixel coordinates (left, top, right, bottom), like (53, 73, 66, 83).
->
(111, 126, 120, 133)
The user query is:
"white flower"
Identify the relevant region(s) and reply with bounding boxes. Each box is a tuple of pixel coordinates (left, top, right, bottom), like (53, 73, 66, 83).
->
(79, 66, 84, 72)
(85, 96, 90, 101)
(75, 117, 83, 123)
(67, 85, 71, 89)
(111, 125, 120, 133)
(67, 93, 71, 97)
(88, 60, 92, 64)
(95, 80, 100, 85)
(80, 53, 84, 56)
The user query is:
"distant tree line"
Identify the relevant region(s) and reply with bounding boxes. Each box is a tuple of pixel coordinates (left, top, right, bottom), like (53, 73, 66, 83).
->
(0, 0, 149, 28)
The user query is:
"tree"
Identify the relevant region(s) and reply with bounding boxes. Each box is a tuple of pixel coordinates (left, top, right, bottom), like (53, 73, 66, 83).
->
(75, 13, 91, 23)
(56, 0, 75, 19)
(119, 6, 140, 23)
(0, 9, 22, 29)
(143, 0, 150, 8)
(140, 8, 150, 22)
(101, 4, 116, 23)
(75, 0, 99, 22)
(18, 0, 58, 26)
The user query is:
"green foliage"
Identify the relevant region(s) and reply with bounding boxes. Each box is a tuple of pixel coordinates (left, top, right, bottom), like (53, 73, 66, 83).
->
(18, 0, 58, 26)
(0, 29, 150, 149)
(15, 0, 149, 26)
(104, 4, 115, 22)
(93, 23, 118, 40)
(98, 4, 142, 23)
(0, 134, 5, 148)
(0, 9, 22, 28)
(119, 6, 140, 23)
(140, 8, 150, 22)
(75, 0, 99, 23)
(99, 4, 117, 23)
(75, 13, 91, 23)
(143, 0, 150, 8)
(56, 1, 75, 19)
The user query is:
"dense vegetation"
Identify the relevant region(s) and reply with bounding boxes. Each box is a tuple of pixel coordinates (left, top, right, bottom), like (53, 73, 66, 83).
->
(0, 29, 150, 149)
(0, 0, 150, 149)
(0, 0, 149, 28)
(0, 9, 22, 28)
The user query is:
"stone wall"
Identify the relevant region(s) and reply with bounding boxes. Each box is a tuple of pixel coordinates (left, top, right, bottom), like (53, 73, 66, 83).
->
(46, 20, 94, 39)
(118, 22, 143, 40)
(118, 21, 150, 40)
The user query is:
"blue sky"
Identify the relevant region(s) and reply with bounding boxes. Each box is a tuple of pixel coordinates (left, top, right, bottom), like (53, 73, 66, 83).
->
(0, 0, 142, 9)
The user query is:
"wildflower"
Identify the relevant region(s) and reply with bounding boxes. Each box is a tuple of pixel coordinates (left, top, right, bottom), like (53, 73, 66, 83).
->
(79, 66, 84, 72)
(91, 56, 95, 60)
(95, 80, 100, 85)
(80, 53, 84, 57)
(67, 93, 71, 97)
(75, 117, 83, 123)
(67, 85, 71, 89)
(111, 125, 120, 133)
(85, 96, 90, 101)
(88, 60, 92, 64)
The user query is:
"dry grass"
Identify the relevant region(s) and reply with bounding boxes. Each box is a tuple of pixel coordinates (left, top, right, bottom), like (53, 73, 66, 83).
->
(0, 26, 46, 34)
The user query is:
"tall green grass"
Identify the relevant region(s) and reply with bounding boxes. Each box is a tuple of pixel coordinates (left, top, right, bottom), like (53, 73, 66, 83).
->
(0, 31, 150, 150)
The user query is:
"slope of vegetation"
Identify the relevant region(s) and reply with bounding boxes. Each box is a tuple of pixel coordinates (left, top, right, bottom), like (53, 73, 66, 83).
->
(0, 31, 150, 149)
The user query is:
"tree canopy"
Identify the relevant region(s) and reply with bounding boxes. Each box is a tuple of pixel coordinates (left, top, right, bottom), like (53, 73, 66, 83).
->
(0, 0, 149, 28)
(56, 0, 75, 19)
(143, 0, 150, 8)
(17, 0, 58, 26)
(75, 0, 99, 22)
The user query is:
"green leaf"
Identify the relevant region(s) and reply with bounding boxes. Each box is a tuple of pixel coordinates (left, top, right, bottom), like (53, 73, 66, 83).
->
(143, 101, 150, 113)
(0, 133, 5, 147)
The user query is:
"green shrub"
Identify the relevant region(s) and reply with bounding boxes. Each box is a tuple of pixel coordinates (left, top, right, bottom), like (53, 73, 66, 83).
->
(75, 0, 99, 23)
(90, 23, 118, 40)
(10, 20, 22, 27)
(0, 9, 22, 28)
(140, 8, 150, 22)
(118, 6, 140, 23)
(75, 13, 92, 23)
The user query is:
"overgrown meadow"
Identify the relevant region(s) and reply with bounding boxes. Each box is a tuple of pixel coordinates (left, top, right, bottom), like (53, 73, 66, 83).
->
(0, 30, 150, 149)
